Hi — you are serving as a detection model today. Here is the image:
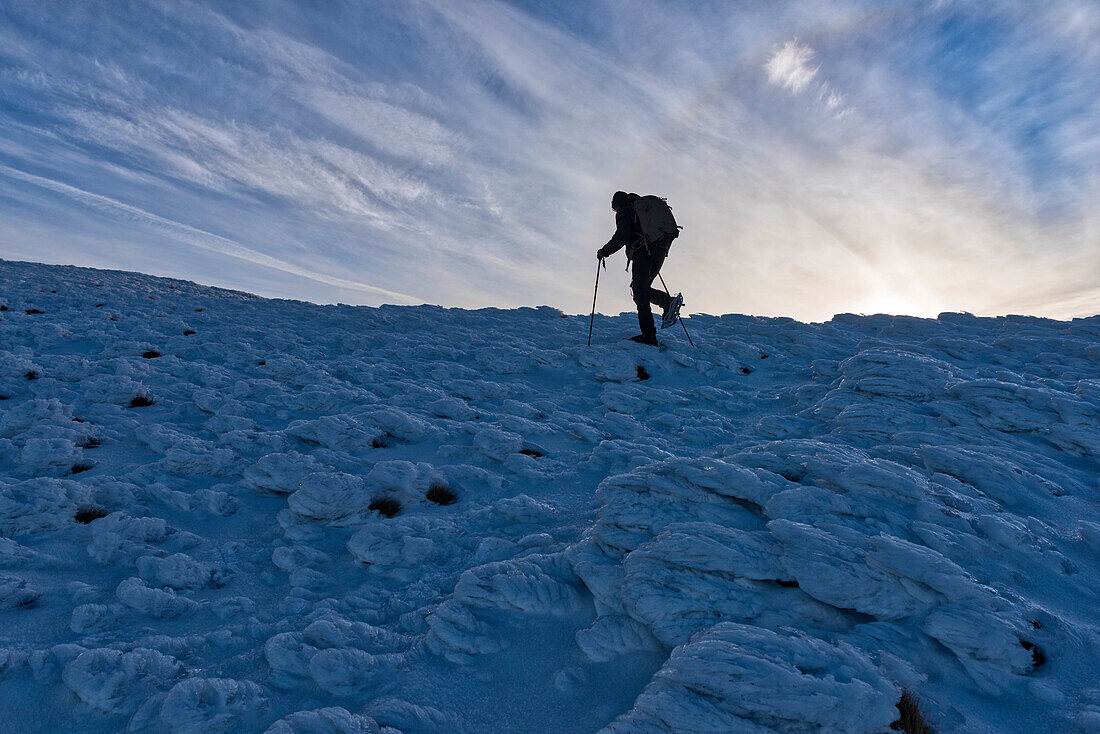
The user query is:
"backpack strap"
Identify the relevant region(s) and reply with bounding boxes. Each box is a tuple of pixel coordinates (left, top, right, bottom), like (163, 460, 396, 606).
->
(624, 206, 649, 268)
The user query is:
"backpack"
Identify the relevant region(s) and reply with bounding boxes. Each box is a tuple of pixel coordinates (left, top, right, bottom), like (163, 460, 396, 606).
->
(632, 195, 681, 255)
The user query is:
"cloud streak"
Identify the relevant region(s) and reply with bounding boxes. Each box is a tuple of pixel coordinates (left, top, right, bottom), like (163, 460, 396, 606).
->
(0, 162, 419, 303)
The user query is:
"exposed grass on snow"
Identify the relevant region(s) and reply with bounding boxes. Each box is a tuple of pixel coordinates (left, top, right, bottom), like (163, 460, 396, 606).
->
(368, 497, 402, 518)
(892, 690, 935, 734)
(74, 505, 109, 524)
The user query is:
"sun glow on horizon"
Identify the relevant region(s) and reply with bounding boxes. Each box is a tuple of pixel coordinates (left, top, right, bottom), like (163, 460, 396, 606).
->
(850, 293, 940, 319)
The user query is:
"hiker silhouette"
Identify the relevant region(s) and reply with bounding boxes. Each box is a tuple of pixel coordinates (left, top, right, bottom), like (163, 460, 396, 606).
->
(597, 191, 682, 346)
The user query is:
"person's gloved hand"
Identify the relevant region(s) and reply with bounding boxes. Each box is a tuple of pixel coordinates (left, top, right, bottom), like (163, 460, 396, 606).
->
(596, 249, 606, 260)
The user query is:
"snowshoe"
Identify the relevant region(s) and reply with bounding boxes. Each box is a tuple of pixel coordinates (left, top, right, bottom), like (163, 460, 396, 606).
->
(629, 333, 659, 347)
(661, 293, 683, 329)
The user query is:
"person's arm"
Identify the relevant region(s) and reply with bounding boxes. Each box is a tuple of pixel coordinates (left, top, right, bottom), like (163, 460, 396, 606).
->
(598, 208, 634, 258)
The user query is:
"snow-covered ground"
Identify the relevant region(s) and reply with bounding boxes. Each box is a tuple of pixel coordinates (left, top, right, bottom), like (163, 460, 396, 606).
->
(1, 258, 1098, 733)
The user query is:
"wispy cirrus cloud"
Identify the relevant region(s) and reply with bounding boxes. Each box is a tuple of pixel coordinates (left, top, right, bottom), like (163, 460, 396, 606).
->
(766, 40, 818, 94)
(0, 0, 1097, 319)
(0, 162, 419, 303)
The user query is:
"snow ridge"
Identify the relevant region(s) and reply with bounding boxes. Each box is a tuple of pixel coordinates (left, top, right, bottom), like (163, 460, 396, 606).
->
(1, 260, 1099, 733)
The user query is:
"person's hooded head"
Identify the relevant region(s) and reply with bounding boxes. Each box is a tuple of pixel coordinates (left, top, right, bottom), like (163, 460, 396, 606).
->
(611, 191, 637, 211)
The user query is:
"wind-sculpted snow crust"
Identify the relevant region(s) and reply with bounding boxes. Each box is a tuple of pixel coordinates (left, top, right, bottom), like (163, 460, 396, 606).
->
(600, 623, 899, 733)
(1, 261, 1099, 732)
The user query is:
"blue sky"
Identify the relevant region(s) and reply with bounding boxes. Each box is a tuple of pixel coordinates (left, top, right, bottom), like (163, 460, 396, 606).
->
(1, 0, 1097, 320)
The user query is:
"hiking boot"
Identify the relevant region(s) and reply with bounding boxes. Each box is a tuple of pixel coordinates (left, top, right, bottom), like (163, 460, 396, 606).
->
(661, 293, 683, 329)
(629, 333, 659, 347)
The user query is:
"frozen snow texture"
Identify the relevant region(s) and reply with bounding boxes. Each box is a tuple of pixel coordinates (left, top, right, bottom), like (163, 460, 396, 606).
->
(0, 477, 90, 536)
(1, 262, 1098, 733)
(264, 707, 383, 734)
(116, 577, 200, 618)
(136, 553, 228, 589)
(451, 556, 585, 615)
(62, 647, 184, 715)
(243, 451, 322, 495)
(88, 512, 169, 564)
(600, 623, 898, 733)
(575, 614, 663, 662)
(0, 574, 39, 609)
(128, 677, 268, 733)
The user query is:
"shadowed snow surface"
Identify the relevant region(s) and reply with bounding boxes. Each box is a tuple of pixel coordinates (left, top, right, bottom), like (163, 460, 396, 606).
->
(1, 260, 1099, 733)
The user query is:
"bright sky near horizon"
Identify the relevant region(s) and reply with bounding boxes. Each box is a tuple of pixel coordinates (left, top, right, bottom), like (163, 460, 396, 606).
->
(1, 0, 1098, 321)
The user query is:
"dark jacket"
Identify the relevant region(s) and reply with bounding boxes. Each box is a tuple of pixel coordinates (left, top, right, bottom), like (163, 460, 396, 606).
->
(598, 205, 643, 259)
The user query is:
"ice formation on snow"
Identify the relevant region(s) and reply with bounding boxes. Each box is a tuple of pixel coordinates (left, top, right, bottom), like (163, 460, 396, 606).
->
(1, 261, 1098, 732)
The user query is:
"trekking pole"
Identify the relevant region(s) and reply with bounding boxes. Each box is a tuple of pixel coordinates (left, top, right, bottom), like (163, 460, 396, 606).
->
(658, 273, 694, 347)
(587, 258, 604, 346)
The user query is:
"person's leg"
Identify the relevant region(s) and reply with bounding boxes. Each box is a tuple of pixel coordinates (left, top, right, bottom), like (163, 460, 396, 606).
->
(631, 249, 658, 339)
(646, 250, 671, 310)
